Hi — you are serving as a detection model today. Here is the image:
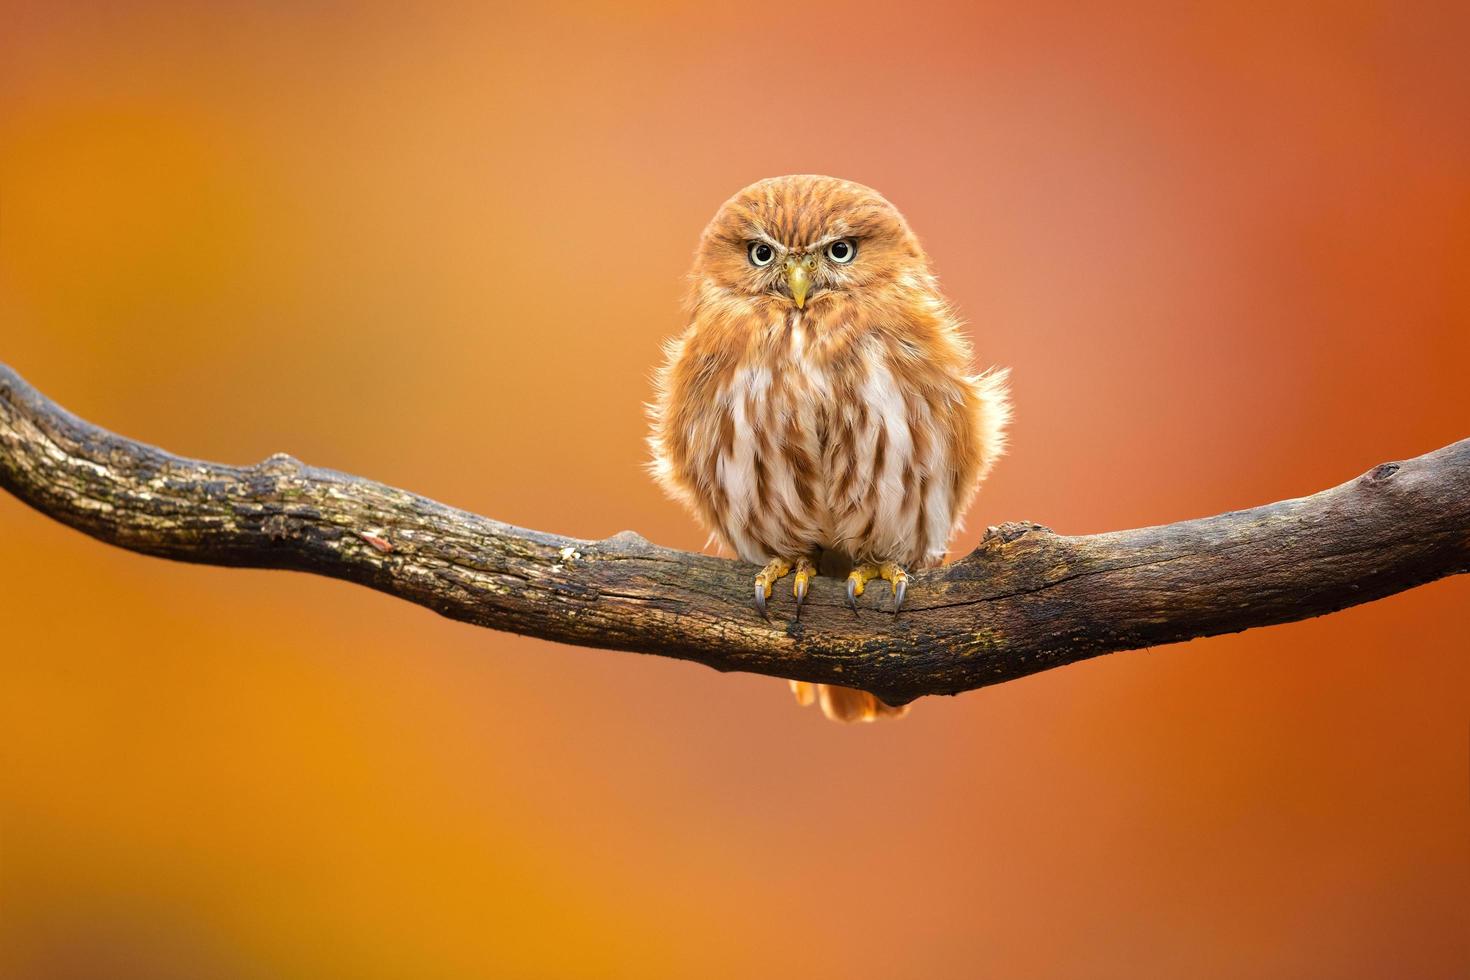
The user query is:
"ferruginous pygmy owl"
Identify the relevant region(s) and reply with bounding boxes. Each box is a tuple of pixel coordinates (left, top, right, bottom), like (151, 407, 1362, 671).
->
(648, 175, 1011, 722)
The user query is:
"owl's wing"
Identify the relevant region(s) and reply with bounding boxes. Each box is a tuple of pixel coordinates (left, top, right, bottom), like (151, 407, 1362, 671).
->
(646, 329, 731, 543)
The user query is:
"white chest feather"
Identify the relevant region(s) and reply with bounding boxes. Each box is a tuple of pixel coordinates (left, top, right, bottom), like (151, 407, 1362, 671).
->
(713, 327, 956, 568)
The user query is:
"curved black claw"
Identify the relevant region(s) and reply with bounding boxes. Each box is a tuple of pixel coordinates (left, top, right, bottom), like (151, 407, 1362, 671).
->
(846, 576, 858, 610)
(893, 577, 907, 613)
(754, 582, 768, 619)
(794, 576, 808, 613)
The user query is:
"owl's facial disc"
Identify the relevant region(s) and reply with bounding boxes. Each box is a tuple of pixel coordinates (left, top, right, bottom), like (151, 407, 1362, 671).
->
(784, 254, 817, 309)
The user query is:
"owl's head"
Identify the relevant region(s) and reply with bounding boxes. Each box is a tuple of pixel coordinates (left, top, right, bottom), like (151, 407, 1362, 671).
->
(691, 175, 927, 311)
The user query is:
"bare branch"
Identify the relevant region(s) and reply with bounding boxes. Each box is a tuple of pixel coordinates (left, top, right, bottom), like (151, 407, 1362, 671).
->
(2, 362, 1466, 705)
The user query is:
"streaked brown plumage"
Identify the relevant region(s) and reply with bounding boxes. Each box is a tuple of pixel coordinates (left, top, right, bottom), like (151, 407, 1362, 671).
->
(649, 175, 1011, 721)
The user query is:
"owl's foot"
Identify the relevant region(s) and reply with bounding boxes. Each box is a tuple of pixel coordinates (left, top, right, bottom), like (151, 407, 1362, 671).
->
(754, 556, 817, 618)
(846, 561, 909, 613)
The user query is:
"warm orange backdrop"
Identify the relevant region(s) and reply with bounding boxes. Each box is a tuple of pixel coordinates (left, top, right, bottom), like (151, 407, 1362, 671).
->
(3, 2, 1467, 977)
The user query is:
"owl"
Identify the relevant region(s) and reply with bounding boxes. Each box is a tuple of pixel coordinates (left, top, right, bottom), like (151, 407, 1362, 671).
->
(648, 175, 1011, 722)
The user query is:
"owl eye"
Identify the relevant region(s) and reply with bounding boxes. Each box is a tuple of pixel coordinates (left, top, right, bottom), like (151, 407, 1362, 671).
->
(826, 239, 856, 263)
(748, 242, 776, 267)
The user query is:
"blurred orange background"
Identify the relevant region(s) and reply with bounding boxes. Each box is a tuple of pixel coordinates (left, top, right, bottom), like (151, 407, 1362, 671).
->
(2, 2, 1467, 977)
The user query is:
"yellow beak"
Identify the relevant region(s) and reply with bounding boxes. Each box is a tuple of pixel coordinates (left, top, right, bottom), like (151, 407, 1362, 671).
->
(785, 255, 815, 309)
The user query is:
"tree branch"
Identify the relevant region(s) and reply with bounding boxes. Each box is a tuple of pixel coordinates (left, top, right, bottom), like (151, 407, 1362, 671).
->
(2, 362, 1466, 705)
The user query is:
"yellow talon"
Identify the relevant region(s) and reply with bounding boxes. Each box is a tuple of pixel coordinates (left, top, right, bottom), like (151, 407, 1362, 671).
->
(846, 561, 910, 612)
(753, 557, 794, 618)
(792, 556, 816, 610)
(753, 556, 820, 618)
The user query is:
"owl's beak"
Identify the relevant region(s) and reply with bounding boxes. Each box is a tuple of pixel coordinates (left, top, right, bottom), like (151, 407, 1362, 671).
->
(784, 255, 815, 309)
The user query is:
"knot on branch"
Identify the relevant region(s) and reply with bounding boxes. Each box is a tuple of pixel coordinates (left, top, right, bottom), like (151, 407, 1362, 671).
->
(255, 452, 305, 477)
(607, 529, 653, 548)
(980, 520, 1054, 545)
(949, 521, 1057, 571)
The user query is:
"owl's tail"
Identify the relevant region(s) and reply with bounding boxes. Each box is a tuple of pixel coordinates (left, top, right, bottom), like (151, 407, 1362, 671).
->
(785, 549, 909, 721)
(789, 681, 909, 722)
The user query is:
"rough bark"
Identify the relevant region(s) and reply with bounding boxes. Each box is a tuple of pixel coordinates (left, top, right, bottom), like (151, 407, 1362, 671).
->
(2, 362, 1466, 705)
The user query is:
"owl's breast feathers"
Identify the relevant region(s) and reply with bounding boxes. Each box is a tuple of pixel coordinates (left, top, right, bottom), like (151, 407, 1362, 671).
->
(649, 286, 1010, 570)
(650, 174, 1009, 722)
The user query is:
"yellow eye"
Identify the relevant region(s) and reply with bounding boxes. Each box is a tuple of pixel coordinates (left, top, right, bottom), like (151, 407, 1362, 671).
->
(826, 239, 856, 263)
(748, 242, 775, 267)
